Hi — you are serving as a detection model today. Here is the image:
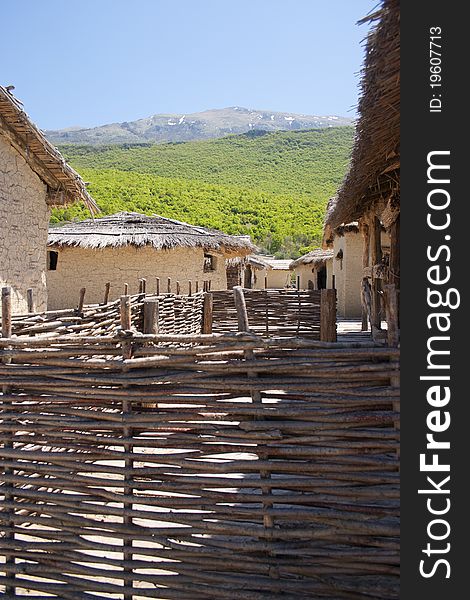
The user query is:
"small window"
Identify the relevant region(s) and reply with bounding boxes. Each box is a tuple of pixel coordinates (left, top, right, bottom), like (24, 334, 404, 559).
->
(204, 253, 216, 272)
(48, 251, 58, 271)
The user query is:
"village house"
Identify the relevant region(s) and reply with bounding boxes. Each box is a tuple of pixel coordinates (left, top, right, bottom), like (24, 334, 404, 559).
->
(324, 0, 399, 335)
(226, 255, 293, 289)
(244, 255, 292, 289)
(47, 211, 254, 310)
(290, 248, 334, 290)
(0, 85, 97, 314)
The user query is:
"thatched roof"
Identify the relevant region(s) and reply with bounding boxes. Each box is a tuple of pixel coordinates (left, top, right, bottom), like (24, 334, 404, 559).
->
(327, 0, 399, 230)
(290, 249, 334, 270)
(48, 212, 255, 256)
(0, 85, 98, 213)
(264, 258, 292, 271)
(323, 197, 360, 247)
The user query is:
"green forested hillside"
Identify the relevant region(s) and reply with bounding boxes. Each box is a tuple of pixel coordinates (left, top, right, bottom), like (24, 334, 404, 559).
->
(54, 127, 353, 257)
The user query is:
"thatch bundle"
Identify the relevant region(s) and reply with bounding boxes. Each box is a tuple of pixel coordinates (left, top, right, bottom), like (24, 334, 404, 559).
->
(0, 85, 97, 212)
(48, 212, 255, 255)
(290, 249, 334, 270)
(327, 0, 400, 230)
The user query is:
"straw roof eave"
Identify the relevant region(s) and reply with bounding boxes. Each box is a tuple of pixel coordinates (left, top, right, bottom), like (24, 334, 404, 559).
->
(328, 0, 400, 230)
(0, 86, 98, 213)
(289, 249, 334, 270)
(48, 212, 256, 256)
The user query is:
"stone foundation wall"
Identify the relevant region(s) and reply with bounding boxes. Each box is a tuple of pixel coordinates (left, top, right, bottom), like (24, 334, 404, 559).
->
(0, 136, 49, 315)
(47, 245, 228, 310)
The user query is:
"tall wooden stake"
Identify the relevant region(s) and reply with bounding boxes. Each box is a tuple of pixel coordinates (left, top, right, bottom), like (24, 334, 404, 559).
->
(143, 298, 159, 334)
(27, 288, 34, 313)
(77, 287, 86, 314)
(202, 292, 213, 334)
(370, 216, 382, 334)
(103, 282, 111, 305)
(320, 288, 337, 342)
(361, 221, 370, 331)
(233, 286, 250, 332)
(2, 287, 15, 594)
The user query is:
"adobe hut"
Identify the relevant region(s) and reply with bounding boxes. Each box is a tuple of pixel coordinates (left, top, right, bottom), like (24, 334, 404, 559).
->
(0, 85, 97, 314)
(243, 256, 292, 289)
(325, 0, 399, 335)
(47, 212, 254, 309)
(290, 249, 334, 292)
(323, 206, 391, 319)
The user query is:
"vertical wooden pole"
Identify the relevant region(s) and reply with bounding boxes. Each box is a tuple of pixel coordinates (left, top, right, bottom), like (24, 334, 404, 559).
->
(156, 277, 160, 296)
(384, 284, 399, 347)
(176, 281, 181, 296)
(233, 286, 250, 332)
(202, 292, 213, 334)
(2, 287, 15, 595)
(264, 275, 268, 289)
(370, 216, 383, 333)
(143, 299, 159, 334)
(233, 286, 273, 529)
(103, 282, 111, 305)
(77, 287, 86, 314)
(195, 281, 199, 294)
(167, 278, 171, 294)
(296, 275, 300, 290)
(265, 289, 269, 336)
(361, 221, 370, 331)
(124, 283, 129, 295)
(120, 292, 134, 598)
(141, 278, 146, 295)
(27, 288, 34, 313)
(120, 296, 133, 359)
(119, 297, 134, 598)
(320, 288, 337, 342)
(188, 281, 192, 296)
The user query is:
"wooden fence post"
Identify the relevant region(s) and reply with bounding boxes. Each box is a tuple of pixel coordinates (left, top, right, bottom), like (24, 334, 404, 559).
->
(27, 288, 34, 313)
(119, 294, 134, 598)
(384, 284, 400, 461)
(233, 286, 273, 530)
(156, 277, 160, 296)
(167, 278, 171, 294)
(2, 287, 15, 594)
(384, 284, 399, 348)
(77, 287, 86, 314)
(103, 282, 111, 305)
(320, 288, 337, 342)
(143, 298, 159, 334)
(202, 292, 213, 334)
(120, 295, 133, 360)
(233, 286, 250, 332)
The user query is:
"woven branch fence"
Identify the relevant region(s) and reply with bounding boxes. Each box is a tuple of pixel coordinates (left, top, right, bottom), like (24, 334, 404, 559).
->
(211, 289, 326, 338)
(5, 291, 206, 338)
(0, 328, 399, 599)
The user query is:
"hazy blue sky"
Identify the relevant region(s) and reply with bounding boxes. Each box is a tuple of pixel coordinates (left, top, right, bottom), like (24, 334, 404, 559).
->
(2, 0, 377, 130)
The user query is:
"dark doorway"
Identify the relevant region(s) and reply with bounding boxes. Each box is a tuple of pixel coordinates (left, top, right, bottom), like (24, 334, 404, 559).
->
(317, 266, 327, 289)
(244, 265, 253, 288)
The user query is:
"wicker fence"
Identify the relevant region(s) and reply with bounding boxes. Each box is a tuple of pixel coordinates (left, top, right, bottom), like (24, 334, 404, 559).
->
(211, 289, 328, 338)
(5, 291, 207, 338)
(0, 328, 399, 599)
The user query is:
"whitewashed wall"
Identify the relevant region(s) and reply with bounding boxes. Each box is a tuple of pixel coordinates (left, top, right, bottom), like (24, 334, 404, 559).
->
(47, 245, 228, 310)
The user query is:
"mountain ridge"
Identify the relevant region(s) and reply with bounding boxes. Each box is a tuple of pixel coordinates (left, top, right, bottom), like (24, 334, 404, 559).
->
(46, 106, 354, 145)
